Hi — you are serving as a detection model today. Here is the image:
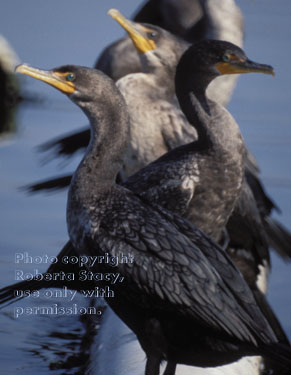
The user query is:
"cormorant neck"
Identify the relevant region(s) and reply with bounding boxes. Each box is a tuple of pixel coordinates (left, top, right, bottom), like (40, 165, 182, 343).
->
(175, 68, 217, 148)
(140, 54, 176, 100)
(139, 38, 189, 100)
(71, 88, 129, 195)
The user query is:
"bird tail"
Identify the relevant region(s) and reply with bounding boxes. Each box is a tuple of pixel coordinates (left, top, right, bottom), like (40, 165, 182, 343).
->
(263, 216, 291, 259)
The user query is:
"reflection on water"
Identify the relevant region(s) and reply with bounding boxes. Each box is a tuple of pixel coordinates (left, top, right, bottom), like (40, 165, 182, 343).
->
(1, 293, 103, 375)
(24, 303, 99, 375)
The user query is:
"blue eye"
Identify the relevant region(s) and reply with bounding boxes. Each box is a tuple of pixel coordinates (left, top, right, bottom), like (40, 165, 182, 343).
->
(222, 54, 230, 62)
(66, 73, 75, 82)
(148, 31, 157, 39)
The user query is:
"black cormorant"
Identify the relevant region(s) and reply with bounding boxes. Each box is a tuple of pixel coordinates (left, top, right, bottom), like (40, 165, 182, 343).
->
(106, 15, 290, 348)
(13, 62, 291, 375)
(96, 11, 291, 268)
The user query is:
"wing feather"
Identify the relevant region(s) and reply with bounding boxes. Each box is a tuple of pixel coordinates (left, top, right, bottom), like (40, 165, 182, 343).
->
(84, 189, 276, 347)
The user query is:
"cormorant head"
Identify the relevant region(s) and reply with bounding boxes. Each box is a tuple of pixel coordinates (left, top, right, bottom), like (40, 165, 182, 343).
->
(108, 9, 188, 77)
(178, 40, 274, 78)
(15, 64, 122, 111)
(15, 64, 129, 150)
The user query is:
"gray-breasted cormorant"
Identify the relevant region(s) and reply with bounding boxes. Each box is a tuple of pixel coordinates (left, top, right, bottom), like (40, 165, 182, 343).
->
(96, 0, 243, 106)
(95, 0, 203, 82)
(95, 0, 201, 81)
(32, 0, 243, 163)
(13, 61, 291, 375)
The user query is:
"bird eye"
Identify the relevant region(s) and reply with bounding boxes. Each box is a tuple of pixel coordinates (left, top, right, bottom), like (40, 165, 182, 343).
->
(148, 31, 157, 39)
(66, 73, 75, 82)
(222, 54, 230, 62)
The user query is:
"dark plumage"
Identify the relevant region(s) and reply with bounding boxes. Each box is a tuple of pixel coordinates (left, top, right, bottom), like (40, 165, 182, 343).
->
(99, 14, 289, 297)
(12, 53, 291, 373)
(106, 27, 281, 321)
(17, 23, 290, 359)
(26, 14, 291, 273)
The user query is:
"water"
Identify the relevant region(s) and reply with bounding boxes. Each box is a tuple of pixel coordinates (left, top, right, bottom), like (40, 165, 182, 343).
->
(0, 0, 291, 373)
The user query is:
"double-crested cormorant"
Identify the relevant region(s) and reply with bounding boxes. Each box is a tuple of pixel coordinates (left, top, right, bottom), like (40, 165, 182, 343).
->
(26, 10, 288, 258)
(106, 14, 290, 350)
(2, 37, 287, 374)
(14, 62, 291, 375)
(29, 12, 290, 266)
(96, 11, 291, 267)
(6, 20, 289, 362)
(96, 0, 243, 104)
(33, 0, 243, 164)
(2, 12, 288, 331)
(3, 37, 272, 292)
(95, 0, 202, 82)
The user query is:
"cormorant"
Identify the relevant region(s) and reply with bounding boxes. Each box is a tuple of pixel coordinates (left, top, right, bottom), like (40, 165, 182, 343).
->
(3, 37, 275, 299)
(14, 62, 291, 375)
(32, 0, 243, 163)
(2, 15, 288, 343)
(96, 10, 291, 266)
(95, 0, 203, 82)
(2, 36, 287, 373)
(7, 23, 289, 369)
(96, 0, 243, 106)
(27, 13, 291, 266)
(106, 14, 290, 349)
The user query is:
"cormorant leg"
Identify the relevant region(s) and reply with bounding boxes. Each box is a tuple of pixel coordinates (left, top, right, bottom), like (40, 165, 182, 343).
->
(145, 355, 161, 375)
(163, 361, 177, 375)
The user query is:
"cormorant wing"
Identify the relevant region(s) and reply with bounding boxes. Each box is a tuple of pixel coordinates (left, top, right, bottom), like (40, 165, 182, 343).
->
(227, 180, 270, 270)
(85, 187, 275, 347)
(124, 159, 196, 216)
